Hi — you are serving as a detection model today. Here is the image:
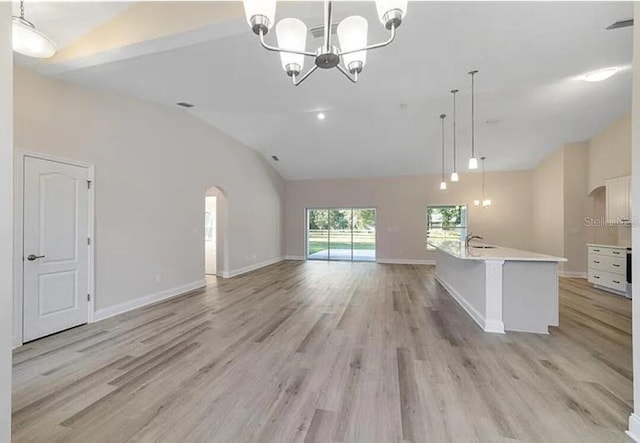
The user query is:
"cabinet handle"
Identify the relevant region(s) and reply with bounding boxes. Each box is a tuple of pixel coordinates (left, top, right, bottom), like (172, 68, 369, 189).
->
(613, 280, 621, 284)
(613, 264, 621, 267)
(594, 249, 600, 252)
(594, 276, 600, 279)
(594, 261, 600, 264)
(613, 251, 621, 255)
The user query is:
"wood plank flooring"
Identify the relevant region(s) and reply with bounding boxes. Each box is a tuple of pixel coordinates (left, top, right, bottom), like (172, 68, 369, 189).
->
(12, 261, 633, 442)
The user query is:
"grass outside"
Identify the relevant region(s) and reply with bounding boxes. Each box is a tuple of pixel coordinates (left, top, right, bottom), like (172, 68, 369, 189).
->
(308, 230, 375, 254)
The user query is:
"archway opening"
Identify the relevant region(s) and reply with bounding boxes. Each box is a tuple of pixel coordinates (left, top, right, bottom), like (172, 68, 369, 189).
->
(205, 186, 227, 279)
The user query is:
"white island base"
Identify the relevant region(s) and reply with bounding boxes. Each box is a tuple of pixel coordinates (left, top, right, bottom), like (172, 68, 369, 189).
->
(430, 241, 566, 334)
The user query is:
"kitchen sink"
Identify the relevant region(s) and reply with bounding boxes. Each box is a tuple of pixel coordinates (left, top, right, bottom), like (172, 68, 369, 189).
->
(471, 245, 497, 249)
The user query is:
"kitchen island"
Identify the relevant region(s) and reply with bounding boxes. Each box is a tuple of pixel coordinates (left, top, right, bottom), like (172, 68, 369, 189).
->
(428, 239, 567, 334)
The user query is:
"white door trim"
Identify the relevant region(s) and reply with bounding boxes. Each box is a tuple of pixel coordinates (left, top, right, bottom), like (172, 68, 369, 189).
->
(13, 150, 95, 347)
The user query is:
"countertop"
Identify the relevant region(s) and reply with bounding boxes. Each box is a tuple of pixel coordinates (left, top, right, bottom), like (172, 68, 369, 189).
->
(587, 243, 631, 250)
(428, 239, 567, 262)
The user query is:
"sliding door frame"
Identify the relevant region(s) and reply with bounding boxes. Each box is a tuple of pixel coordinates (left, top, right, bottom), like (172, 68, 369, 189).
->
(305, 206, 377, 262)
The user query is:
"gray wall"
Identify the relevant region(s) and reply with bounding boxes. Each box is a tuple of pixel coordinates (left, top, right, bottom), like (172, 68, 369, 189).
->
(14, 66, 285, 320)
(0, 4, 12, 441)
(284, 171, 534, 262)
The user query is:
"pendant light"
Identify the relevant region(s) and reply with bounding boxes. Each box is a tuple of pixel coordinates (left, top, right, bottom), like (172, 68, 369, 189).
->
(450, 89, 460, 182)
(468, 70, 479, 170)
(12, 1, 57, 59)
(439, 114, 447, 190)
(474, 157, 492, 208)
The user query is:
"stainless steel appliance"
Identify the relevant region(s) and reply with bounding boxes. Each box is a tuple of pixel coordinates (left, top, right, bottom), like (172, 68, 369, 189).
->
(627, 248, 632, 299)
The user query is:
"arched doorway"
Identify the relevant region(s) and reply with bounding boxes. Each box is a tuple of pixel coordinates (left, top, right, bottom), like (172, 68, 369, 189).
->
(205, 186, 227, 278)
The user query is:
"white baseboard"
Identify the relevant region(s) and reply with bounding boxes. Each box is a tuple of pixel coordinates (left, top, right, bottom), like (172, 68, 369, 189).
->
(560, 271, 587, 278)
(434, 273, 487, 331)
(377, 258, 436, 265)
(221, 256, 284, 278)
(628, 413, 640, 442)
(94, 279, 207, 322)
(284, 255, 305, 260)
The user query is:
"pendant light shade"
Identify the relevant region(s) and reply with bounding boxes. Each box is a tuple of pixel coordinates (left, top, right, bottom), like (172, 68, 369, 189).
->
(338, 16, 368, 73)
(450, 172, 459, 182)
(12, 2, 56, 59)
(439, 113, 447, 191)
(375, 0, 408, 28)
(468, 70, 479, 170)
(276, 18, 307, 74)
(243, 0, 277, 34)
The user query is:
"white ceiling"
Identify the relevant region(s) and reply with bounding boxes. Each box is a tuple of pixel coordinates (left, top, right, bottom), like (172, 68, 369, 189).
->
(38, 1, 634, 180)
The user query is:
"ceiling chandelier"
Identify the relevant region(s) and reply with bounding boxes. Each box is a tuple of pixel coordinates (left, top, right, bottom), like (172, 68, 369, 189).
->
(242, 0, 408, 86)
(12, 1, 57, 59)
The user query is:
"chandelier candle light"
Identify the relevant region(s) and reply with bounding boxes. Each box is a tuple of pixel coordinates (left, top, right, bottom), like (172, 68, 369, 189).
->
(468, 70, 479, 170)
(439, 114, 447, 191)
(12, 1, 56, 59)
(450, 89, 459, 182)
(474, 157, 492, 208)
(243, 0, 408, 85)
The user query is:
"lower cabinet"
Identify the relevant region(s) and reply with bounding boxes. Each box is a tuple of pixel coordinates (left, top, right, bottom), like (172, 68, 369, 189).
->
(587, 245, 628, 295)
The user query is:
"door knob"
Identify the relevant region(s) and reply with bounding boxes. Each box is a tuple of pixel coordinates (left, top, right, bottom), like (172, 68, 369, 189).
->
(27, 254, 45, 261)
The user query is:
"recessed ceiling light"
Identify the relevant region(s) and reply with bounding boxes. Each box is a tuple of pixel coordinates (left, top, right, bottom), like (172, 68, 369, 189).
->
(317, 112, 326, 120)
(582, 67, 618, 82)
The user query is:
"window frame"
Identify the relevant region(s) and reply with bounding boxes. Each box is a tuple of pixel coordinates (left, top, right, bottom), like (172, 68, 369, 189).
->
(426, 204, 468, 251)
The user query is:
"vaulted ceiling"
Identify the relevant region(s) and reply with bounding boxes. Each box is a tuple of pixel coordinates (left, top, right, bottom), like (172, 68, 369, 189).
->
(19, 1, 634, 180)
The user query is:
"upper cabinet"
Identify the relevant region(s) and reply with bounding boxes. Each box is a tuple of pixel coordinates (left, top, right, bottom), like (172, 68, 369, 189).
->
(605, 175, 631, 224)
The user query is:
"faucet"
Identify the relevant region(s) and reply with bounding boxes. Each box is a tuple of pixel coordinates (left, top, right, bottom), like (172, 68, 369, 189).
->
(465, 233, 483, 248)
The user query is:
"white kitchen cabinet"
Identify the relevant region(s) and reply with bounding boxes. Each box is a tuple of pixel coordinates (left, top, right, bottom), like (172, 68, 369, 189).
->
(587, 245, 629, 297)
(605, 175, 631, 224)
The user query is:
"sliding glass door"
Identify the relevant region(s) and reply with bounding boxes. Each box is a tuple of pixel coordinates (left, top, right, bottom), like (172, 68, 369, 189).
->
(307, 208, 376, 262)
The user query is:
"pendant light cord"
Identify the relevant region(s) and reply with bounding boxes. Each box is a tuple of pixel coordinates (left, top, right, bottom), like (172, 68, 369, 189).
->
(20, 1, 25, 19)
(469, 70, 478, 158)
(440, 114, 446, 182)
(481, 156, 486, 199)
(451, 89, 458, 172)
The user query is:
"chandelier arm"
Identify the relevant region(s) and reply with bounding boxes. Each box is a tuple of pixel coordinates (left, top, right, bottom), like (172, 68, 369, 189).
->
(336, 64, 358, 84)
(258, 30, 316, 58)
(292, 65, 319, 86)
(337, 24, 396, 57)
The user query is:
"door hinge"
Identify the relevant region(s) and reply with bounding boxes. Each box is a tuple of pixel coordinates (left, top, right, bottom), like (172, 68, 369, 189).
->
(87, 294, 91, 301)
(87, 180, 92, 189)
(87, 237, 91, 246)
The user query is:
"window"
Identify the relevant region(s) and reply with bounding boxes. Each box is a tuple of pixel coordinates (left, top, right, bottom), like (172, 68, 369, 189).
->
(426, 205, 468, 251)
(307, 208, 376, 262)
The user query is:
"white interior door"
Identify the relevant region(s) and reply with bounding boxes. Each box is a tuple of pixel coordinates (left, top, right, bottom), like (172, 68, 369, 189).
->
(23, 156, 90, 342)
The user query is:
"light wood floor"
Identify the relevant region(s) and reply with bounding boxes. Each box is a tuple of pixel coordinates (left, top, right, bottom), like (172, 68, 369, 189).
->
(12, 261, 633, 442)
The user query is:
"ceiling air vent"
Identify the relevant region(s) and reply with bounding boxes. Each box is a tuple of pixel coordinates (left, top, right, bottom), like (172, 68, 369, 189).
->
(606, 19, 634, 30)
(309, 23, 338, 39)
(176, 102, 194, 108)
